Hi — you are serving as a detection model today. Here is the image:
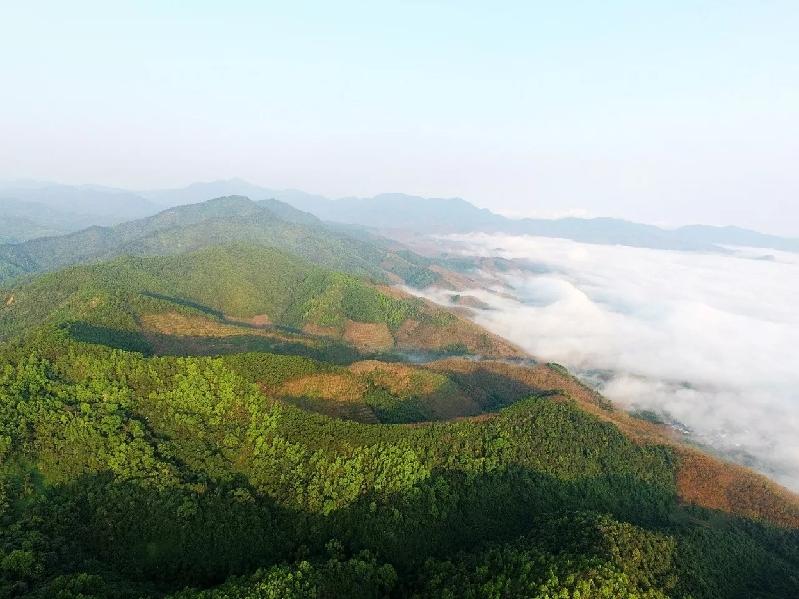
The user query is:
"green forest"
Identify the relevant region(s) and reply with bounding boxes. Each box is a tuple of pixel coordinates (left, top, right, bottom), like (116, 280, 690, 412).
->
(0, 203, 797, 598)
(1, 333, 797, 598)
(0, 197, 438, 289)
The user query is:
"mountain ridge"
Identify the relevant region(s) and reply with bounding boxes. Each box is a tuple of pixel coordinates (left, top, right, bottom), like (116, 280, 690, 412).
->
(5, 179, 796, 252)
(144, 179, 799, 253)
(0, 196, 440, 288)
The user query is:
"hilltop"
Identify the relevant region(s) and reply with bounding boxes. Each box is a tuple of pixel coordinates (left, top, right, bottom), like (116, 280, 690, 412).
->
(0, 196, 439, 287)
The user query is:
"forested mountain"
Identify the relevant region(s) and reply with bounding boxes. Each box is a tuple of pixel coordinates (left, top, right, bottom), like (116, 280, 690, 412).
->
(9, 178, 796, 253)
(0, 182, 158, 230)
(0, 204, 797, 597)
(0, 245, 518, 359)
(0, 199, 80, 243)
(0, 194, 153, 244)
(141, 179, 799, 253)
(0, 196, 439, 287)
(142, 178, 330, 213)
(0, 242, 796, 597)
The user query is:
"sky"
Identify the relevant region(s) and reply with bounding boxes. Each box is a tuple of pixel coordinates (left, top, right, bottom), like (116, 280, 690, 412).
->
(1, 1, 798, 235)
(412, 234, 799, 490)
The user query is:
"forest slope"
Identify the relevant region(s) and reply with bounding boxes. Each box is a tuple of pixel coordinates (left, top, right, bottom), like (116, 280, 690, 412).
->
(0, 244, 797, 598)
(0, 245, 520, 360)
(0, 196, 439, 287)
(0, 335, 797, 598)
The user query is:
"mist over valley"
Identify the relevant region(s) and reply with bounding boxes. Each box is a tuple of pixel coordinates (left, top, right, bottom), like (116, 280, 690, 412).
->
(404, 233, 799, 490)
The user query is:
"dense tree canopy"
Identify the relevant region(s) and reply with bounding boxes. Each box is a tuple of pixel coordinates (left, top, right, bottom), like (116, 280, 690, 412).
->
(0, 240, 796, 598)
(0, 332, 796, 598)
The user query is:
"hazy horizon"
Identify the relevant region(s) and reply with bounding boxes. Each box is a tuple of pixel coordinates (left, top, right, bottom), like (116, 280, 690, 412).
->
(2, 176, 798, 239)
(2, 2, 798, 235)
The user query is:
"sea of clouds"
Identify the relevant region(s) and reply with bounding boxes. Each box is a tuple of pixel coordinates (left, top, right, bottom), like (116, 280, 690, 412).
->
(411, 233, 799, 490)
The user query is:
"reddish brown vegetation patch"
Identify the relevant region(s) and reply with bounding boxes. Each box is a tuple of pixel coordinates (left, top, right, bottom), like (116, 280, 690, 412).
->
(348, 360, 440, 395)
(676, 449, 799, 528)
(278, 373, 367, 403)
(142, 312, 295, 341)
(223, 314, 271, 327)
(139, 312, 319, 356)
(431, 358, 674, 445)
(280, 395, 380, 424)
(342, 321, 394, 353)
(394, 318, 524, 358)
(428, 265, 472, 290)
(142, 312, 251, 338)
(302, 323, 340, 338)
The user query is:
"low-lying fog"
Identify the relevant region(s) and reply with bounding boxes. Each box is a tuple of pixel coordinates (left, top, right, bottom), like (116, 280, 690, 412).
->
(411, 233, 799, 491)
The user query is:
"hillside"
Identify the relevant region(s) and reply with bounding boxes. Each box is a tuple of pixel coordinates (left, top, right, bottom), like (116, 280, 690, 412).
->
(0, 244, 797, 597)
(0, 181, 158, 223)
(0, 332, 798, 597)
(0, 245, 519, 360)
(11, 179, 797, 254)
(138, 180, 799, 253)
(0, 196, 439, 287)
(0, 199, 108, 243)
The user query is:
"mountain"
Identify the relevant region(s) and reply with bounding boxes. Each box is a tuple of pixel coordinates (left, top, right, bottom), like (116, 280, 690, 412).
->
(0, 244, 519, 359)
(0, 180, 158, 221)
(672, 224, 799, 253)
(141, 178, 330, 211)
(0, 196, 440, 287)
(142, 178, 275, 206)
(0, 182, 162, 243)
(6, 178, 796, 253)
(284, 191, 799, 252)
(0, 199, 83, 242)
(141, 180, 799, 253)
(0, 245, 797, 597)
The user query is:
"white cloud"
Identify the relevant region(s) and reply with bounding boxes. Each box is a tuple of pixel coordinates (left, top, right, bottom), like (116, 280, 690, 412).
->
(408, 234, 799, 490)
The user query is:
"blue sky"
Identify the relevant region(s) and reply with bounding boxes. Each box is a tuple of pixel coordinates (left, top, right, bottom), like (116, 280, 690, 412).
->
(1, 1, 797, 234)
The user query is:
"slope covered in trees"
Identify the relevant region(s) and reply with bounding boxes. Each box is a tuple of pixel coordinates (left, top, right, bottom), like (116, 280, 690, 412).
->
(0, 244, 797, 598)
(0, 332, 797, 598)
(0, 196, 439, 287)
(0, 245, 519, 360)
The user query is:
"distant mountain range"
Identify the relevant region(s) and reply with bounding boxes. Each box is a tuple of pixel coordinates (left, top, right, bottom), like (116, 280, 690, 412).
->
(2, 178, 797, 253)
(0, 181, 158, 241)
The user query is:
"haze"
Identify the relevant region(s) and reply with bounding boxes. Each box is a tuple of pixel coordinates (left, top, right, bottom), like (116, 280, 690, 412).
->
(2, 2, 798, 235)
